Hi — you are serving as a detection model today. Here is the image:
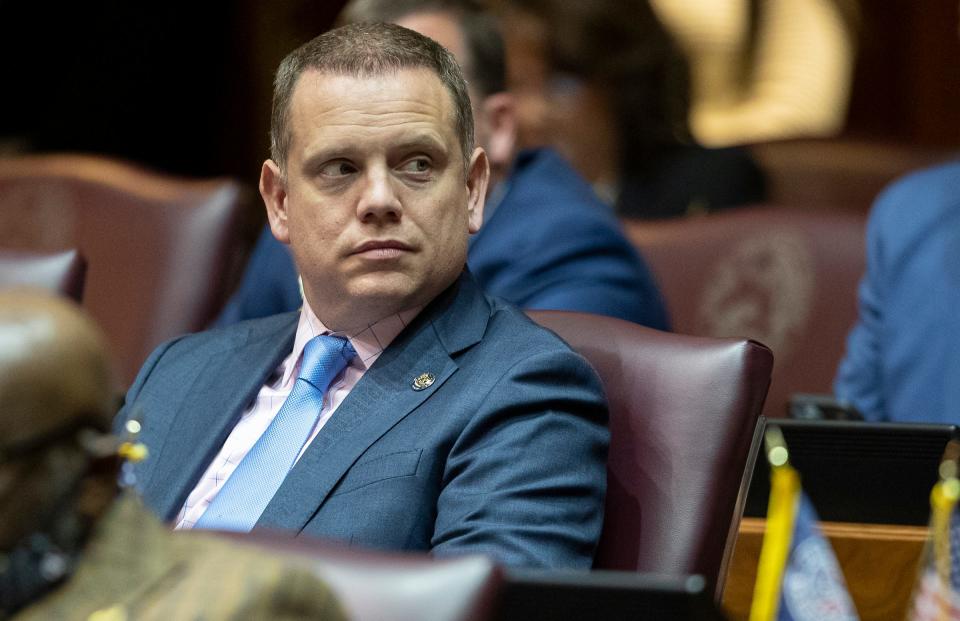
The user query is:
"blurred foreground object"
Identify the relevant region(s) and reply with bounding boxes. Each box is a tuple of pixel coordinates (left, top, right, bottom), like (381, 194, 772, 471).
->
(0, 291, 345, 620)
(905, 441, 960, 621)
(747, 425, 859, 621)
(0, 290, 118, 616)
(0, 249, 86, 301)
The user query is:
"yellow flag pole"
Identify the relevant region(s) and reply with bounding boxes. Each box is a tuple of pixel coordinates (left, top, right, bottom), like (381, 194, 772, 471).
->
(748, 425, 801, 621)
(929, 446, 960, 621)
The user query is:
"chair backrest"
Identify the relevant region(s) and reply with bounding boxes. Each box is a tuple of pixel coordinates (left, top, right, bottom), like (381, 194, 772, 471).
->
(751, 138, 953, 211)
(624, 205, 865, 420)
(528, 310, 772, 597)
(0, 248, 86, 301)
(0, 154, 252, 385)
(217, 531, 501, 621)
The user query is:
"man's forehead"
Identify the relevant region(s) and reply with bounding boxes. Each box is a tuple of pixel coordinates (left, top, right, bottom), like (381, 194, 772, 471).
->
(288, 67, 459, 136)
(293, 67, 451, 106)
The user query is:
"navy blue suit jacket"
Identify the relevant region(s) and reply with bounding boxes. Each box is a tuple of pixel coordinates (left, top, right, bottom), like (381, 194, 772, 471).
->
(119, 272, 609, 568)
(835, 161, 960, 422)
(216, 149, 668, 329)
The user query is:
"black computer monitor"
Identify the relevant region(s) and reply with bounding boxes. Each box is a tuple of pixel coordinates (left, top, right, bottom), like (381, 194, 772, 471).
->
(497, 570, 727, 620)
(742, 418, 959, 525)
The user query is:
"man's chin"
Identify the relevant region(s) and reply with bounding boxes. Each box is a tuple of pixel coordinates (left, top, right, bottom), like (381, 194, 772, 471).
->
(307, 269, 459, 330)
(327, 276, 427, 324)
(345, 273, 420, 303)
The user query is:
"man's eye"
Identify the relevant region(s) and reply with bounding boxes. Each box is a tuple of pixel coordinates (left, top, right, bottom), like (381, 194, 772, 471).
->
(400, 158, 431, 174)
(320, 161, 355, 176)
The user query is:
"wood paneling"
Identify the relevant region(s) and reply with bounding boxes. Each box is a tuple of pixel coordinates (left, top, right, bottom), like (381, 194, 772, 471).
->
(723, 518, 928, 621)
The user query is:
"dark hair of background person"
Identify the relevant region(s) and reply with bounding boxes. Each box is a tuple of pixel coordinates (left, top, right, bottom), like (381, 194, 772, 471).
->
(504, 0, 692, 174)
(340, 0, 506, 98)
(269, 21, 475, 171)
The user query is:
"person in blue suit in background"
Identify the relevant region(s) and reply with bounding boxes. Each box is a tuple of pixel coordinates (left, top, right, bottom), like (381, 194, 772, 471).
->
(216, 0, 669, 330)
(834, 161, 960, 422)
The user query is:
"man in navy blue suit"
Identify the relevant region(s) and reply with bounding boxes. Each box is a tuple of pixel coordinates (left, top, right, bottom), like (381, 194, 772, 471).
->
(118, 22, 609, 569)
(216, 0, 669, 330)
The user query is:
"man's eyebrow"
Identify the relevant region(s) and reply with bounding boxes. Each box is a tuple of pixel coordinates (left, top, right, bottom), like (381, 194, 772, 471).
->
(300, 148, 352, 173)
(391, 134, 448, 155)
(297, 133, 450, 173)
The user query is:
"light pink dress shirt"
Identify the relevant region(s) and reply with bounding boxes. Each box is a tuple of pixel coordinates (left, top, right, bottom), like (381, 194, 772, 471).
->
(175, 299, 422, 530)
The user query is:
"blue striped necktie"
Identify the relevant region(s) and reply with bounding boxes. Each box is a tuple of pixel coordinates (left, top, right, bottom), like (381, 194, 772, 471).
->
(194, 334, 356, 532)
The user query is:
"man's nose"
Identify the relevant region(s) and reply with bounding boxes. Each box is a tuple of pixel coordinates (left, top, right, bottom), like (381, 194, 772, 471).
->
(357, 167, 402, 223)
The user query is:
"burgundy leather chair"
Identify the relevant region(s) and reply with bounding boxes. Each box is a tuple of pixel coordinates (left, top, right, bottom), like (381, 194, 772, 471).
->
(528, 310, 773, 599)
(0, 248, 86, 301)
(0, 155, 253, 386)
(624, 205, 865, 420)
(217, 531, 501, 621)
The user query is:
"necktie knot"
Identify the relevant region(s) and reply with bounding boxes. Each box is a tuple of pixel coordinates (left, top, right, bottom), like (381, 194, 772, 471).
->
(298, 334, 356, 393)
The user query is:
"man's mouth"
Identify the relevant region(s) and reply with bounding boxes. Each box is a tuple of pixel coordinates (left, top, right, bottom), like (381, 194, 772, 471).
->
(350, 240, 414, 259)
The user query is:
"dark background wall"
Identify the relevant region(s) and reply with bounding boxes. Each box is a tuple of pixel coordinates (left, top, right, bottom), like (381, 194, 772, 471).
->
(0, 1, 957, 184)
(0, 1, 345, 182)
(845, 0, 960, 147)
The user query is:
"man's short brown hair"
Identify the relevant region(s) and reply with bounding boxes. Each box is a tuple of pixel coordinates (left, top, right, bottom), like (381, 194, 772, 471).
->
(270, 21, 475, 171)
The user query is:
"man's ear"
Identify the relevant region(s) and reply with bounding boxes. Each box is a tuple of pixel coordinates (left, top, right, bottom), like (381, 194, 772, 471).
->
(479, 92, 518, 172)
(260, 159, 291, 244)
(466, 147, 489, 234)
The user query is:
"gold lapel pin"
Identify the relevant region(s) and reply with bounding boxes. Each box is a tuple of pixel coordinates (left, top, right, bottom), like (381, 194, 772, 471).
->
(412, 372, 436, 391)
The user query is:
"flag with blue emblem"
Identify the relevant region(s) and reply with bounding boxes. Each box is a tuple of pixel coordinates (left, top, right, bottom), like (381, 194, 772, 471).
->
(749, 425, 859, 621)
(907, 441, 960, 621)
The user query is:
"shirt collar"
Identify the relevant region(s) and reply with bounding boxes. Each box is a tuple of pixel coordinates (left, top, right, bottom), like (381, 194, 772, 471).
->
(280, 298, 424, 386)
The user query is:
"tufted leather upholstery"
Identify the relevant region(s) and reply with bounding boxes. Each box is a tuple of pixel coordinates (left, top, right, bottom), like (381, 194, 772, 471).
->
(624, 205, 865, 420)
(0, 155, 252, 386)
(528, 310, 772, 598)
(0, 248, 86, 301)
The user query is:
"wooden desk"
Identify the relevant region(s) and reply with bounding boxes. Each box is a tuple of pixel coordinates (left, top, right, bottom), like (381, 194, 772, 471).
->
(722, 518, 928, 621)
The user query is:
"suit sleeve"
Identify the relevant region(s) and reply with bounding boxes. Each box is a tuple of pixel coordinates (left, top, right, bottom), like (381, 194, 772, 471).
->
(834, 192, 890, 421)
(431, 348, 609, 569)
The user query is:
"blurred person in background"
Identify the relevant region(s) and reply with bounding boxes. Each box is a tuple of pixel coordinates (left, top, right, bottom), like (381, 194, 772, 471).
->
(0, 291, 343, 620)
(496, 0, 767, 219)
(217, 0, 669, 329)
(651, 0, 858, 147)
(834, 161, 960, 423)
(832, 1, 957, 425)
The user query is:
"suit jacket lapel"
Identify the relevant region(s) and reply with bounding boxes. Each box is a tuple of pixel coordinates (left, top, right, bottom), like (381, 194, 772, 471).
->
(256, 271, 491, 533)
(142, 314, 300, 520)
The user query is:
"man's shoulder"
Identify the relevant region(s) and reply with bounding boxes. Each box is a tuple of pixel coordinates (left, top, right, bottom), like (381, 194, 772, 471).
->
(125, 313, 299, 396)
(477, 298, 593, 368)
(507, 148, 613, 219)
(478, 149, 631, 252)
(871, 160, 960, 234)
(165, 312, 299, 357)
